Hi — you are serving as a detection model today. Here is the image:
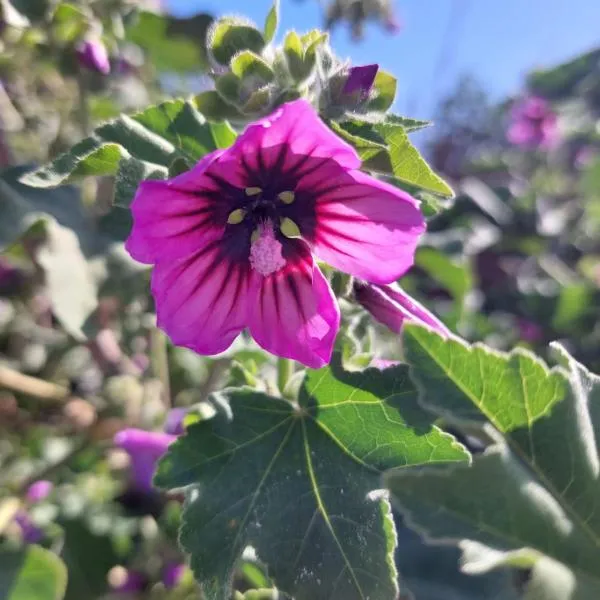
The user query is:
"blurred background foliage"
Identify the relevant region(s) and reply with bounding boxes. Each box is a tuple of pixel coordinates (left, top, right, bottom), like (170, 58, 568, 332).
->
(0, 0, 599, 599)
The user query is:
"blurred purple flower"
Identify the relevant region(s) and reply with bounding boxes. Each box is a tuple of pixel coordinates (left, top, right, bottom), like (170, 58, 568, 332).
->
(26, 480, 53, 503)
(14, 511, 43, 543)
(162, 563, 186, 589)
(0, 258, 23, 292)
(354, 281, 450, 336)
(76, 38, 110, 75)
(507, 96, 558, 149)
(517, 318, 544, 343)
(132, 353, 150, 372)
(108, 567, 146, 593)
(164, 408, 187, 436)
(384, 13, 402, 34)
(575, 146, 597, 169)
(125, 99, 424, 368)
(114, 429, 177, 492)
(343, 64, 379, 97)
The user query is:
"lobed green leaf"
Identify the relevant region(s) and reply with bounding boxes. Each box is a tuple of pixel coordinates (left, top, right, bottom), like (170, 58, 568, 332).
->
(156, 361, 468, 599)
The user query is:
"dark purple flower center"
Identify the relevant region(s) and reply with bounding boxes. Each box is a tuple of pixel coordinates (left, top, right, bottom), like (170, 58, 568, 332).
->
(194, 144, 327, 276)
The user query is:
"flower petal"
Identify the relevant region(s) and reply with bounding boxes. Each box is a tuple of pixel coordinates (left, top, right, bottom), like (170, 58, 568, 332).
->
(311, 169, 425, 283)
(343, 64, 379, 96)
(231, 99, 361, 174)
(126, 150, 249, 264)
(248, 241, 340, 368)
(151, 240, 255, 355)
(354, 281, 450, 336)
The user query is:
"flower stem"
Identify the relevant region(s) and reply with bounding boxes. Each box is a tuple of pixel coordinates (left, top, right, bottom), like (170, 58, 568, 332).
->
(277, 358, 294, 396)
(150, 327, 171, 408)
(0, 365, 68, 402)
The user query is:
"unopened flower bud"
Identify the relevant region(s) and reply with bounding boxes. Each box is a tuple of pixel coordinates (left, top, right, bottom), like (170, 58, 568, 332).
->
(354, 282, 449, 336)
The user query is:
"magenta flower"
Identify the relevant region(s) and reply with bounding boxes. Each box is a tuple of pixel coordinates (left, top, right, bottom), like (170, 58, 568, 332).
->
(114, 429, 177, 492)
(162, 563, 186, 589)
(108, 567, 146, 593)
(164, 407, 187, 435)
(343, 64, 379, 97)
(0, 258, 23, 292)
(575, 146, 597, 169)
(26, 480, 53, 503)
(354, 281, 449, 336)
(517, 318, 543, 343)
(14, 511, 44, 543)
(76, 38, 110, 75)
(126, 100, 424, 368)
(507, 96, 558, 149)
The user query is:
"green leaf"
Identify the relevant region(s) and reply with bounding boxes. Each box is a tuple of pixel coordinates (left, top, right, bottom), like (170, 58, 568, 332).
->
(366, 70, 397, 112)
(215, 73, 242, 105)
(368, 123, 454, 197)
(552, 283, 593, 330)
(155, 361, 468, 600)
(209, 17, 265, 66)
(61, 519, 119, 600)
(114, 157, 167, 207)
(33, 217, 98, 339)
(386, 326, 600, 598)
(283, 31, 305, 81)
(328, 119, 452, 202)
(194, 91, 244, 122)
(459, 544, 600, 600)
(385, 114, 431, 132)
(263, 0, 279, 43)
(0, 166, 97, 254)
(50, 2, 89, 43)
(20, 100, 236, 207)
(329, 120, 387, 165)
(126, 10, 212, 73)
(415, 246, 473, 325)
(396, 523, 520, 600)
(302, 31, 327, 69)
(241, 86, 273, 115)
(231, 51, 274, 82)
(402, 324, 568, 427)
(0, 545, 67, 600)
(210, 121, 238, 149)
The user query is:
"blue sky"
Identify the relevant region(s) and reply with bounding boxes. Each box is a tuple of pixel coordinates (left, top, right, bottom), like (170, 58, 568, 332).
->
(167, 0, 600, 119)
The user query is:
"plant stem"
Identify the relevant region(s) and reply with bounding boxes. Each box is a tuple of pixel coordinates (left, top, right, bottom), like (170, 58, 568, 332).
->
(277, 358, 294, 396)
(76, 72, 91, 135)
(0, 365, 68, 402)
(150, 327, 171, 408)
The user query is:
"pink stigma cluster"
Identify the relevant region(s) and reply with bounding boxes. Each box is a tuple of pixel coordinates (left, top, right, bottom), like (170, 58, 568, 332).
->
(249, 223, 286, 276)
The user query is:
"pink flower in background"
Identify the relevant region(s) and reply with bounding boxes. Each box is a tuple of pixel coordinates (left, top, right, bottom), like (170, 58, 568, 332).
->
(12, 480, 54, 543)
(517, 318, 544, 343)
(354, 281, 450, 336)
(76, 37, 110, 75)
(14, 512, 44, 543)
(26, 480, 53, 503)
(0, 257, 23, 292)
(114, 429, 177, 492)
(126, 99, 424, 368)
(343, 64, 379, 97)
(162, 563, 186, 589)
(575, 146, 597, 169)
(384, 12, 402, 34)
(108, 567, 146, 593)
(164, 407, 187, 435)
(507, 96, 558, 149)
